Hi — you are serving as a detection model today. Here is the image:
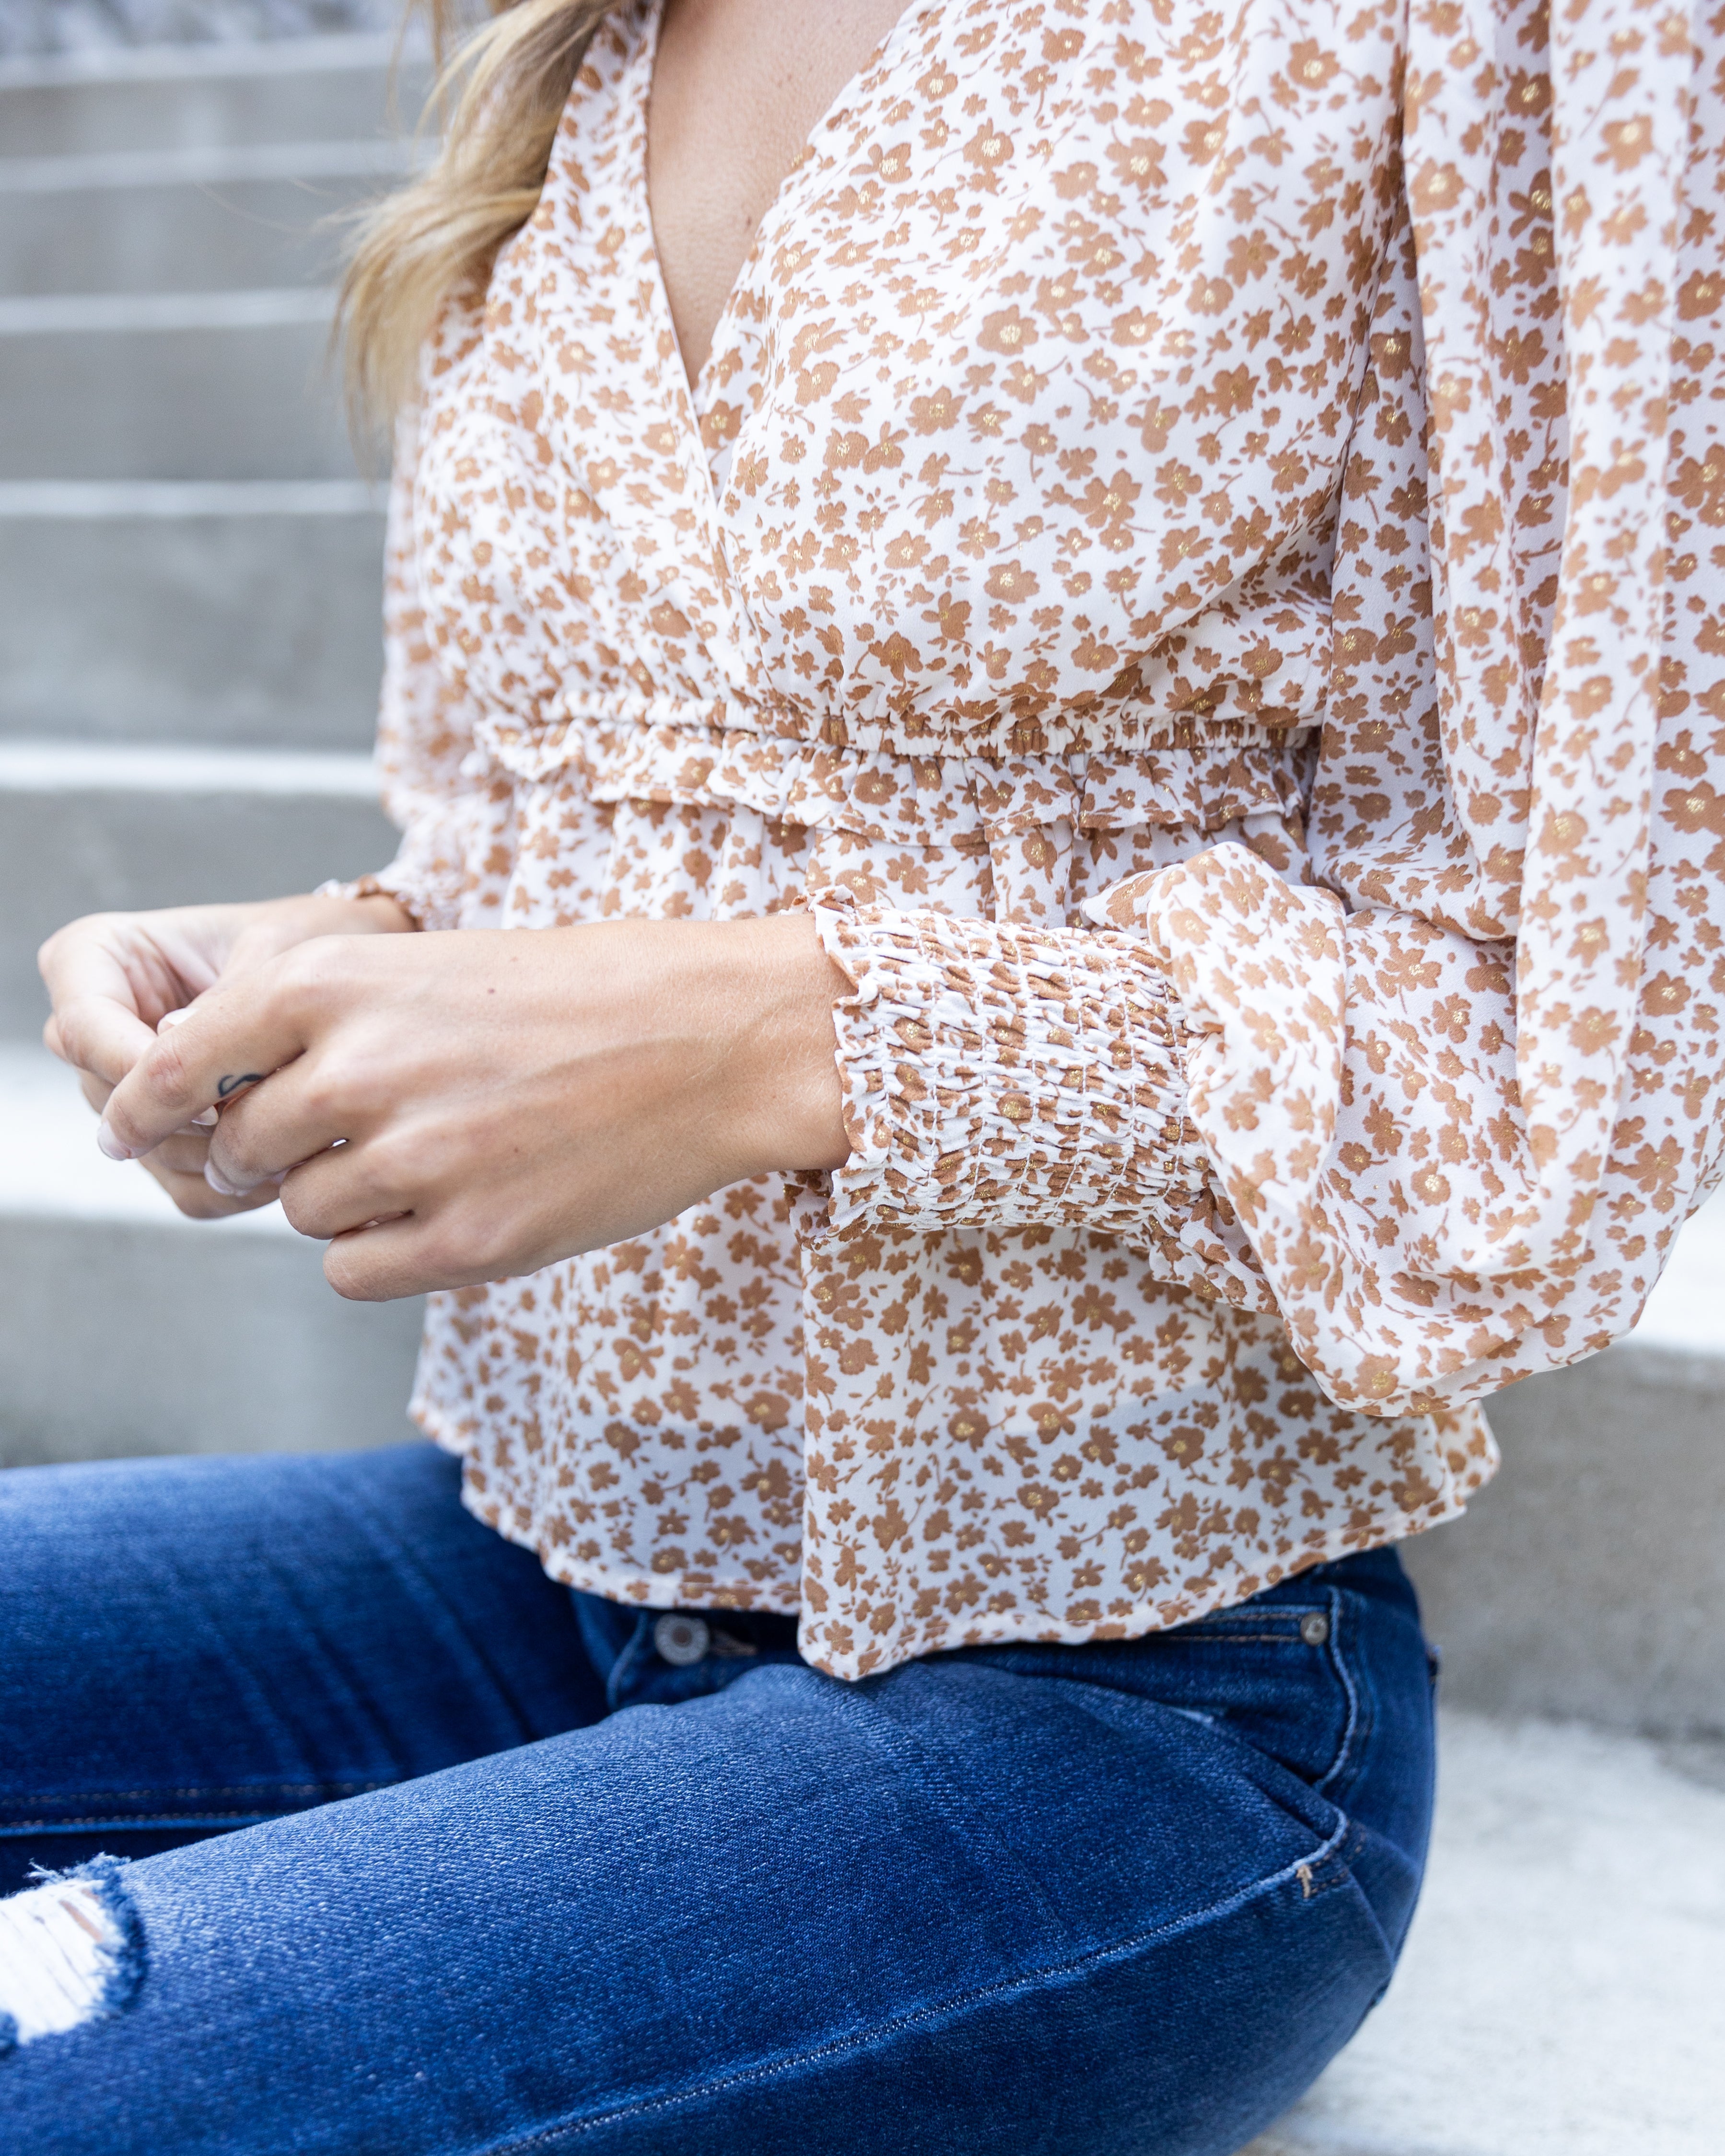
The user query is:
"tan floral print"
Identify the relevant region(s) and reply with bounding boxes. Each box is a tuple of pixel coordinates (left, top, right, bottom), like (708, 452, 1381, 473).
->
(342, 0, 1725, 1679)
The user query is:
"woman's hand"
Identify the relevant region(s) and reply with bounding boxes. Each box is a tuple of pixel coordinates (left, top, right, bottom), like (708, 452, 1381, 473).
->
(39, 893, 416, 1218)
(93, 915, 851, 1298)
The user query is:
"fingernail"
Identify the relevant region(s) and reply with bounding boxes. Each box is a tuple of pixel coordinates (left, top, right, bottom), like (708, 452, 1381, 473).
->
(204, 1162, 244, 1197)
(189, 1107, 219, 1129)
(96, 1119, 133, 1162)
(157, 1009, 187, 1032)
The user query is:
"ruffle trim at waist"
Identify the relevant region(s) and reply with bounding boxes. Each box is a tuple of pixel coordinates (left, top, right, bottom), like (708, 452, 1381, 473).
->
(472, 707, 1315, 845)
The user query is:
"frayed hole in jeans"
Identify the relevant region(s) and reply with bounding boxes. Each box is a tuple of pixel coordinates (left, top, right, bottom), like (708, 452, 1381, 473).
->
(0, 1856, 147, 2053)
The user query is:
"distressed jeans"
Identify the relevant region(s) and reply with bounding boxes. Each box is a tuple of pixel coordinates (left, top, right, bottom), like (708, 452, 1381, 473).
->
(0, 1443, 1436, 2156)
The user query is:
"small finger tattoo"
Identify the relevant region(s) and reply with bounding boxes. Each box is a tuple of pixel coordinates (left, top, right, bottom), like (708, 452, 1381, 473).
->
(216, 1073, 265, 1099)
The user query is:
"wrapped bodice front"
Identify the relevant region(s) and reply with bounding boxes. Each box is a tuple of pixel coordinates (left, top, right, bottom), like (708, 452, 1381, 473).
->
(360, 0, 1725, 1678)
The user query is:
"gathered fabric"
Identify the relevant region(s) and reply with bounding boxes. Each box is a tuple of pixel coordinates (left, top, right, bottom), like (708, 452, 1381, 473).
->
(350, 0, 1725, 1678)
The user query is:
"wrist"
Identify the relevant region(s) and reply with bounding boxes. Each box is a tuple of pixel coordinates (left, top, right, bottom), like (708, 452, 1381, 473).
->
(256, 891, 417, 941)
(718, 914, 850, 1176)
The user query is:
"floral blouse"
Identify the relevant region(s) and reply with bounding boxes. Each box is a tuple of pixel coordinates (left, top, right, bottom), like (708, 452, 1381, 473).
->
(350, 0, 1725, 1679)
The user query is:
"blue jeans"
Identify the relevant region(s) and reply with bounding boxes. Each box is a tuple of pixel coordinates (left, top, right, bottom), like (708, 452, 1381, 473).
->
(0, 1444, 1436, 2155)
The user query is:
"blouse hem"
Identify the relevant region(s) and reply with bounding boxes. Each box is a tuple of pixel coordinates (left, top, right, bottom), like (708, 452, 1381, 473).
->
(415, 1392, 1499, 1681)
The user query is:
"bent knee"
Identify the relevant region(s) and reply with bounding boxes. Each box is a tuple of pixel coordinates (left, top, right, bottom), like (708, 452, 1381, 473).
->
(0, 1860, 145, 2052)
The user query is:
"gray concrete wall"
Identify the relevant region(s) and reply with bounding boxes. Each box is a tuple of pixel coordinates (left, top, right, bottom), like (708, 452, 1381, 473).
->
(0, 502, 385, 745)
(0, 1213, 423, 1465)
(1402, 1344, 1725, 1739)
(0, 780, 397, 1033)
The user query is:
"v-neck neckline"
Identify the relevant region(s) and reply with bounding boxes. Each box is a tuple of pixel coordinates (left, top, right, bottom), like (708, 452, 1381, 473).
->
(630, 0, 942, 417)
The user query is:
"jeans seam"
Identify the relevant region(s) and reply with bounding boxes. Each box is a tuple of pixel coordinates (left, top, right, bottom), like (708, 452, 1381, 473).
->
(0, 1805, 383, 1833)
(604, 1617, 658, 1712)
(1313, 1588, 1364, 1798)
(0, 1780, 391, 1806)
(469, 1812, 1355, 2156)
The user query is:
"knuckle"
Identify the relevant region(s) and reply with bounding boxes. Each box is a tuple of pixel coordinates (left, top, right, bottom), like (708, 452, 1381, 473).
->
(139, 1035, 196, 1116)
(300, 1060, 355, 1126)
(154, 1137, 208, 1175)
(278, 1180, 324, 1238)
(36, 913, 93, 978)
(324, 1241, 384, 1302)
(434, 1210, 513, 1287)
(279, 935, 345, 1005)
(51, 996, 98, 1070)
(413, 1230, 463, 1283)
(361, 1131, 414, 1195)
(207, 1137, 253, 1190)
(49, 1006, 82, 1066)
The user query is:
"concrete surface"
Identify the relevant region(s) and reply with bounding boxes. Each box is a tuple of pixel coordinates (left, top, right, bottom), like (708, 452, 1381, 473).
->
(0, 1043, 421, 1465)
(0, 157, 408, 294)
(1241, 1709, 1725, 2156)
(1401, 1340, 1725, 1739)
(0, 1212, 424, 1465)
(0, 34, 424, 159)
(0, 302, 354, 480)
(0, 489, 385, 745)
(0, 749, 396, 1034)
(0, 33, 417, 1461)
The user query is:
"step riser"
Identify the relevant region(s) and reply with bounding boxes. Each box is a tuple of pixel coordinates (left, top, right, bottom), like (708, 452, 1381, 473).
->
(1401, 1342, 1725, 1739)
(0, 788, 398, 1039)
(0, 174, 387, 297)
(0, 1214, 423, 1467)
(0, 56, 428, 162)
(0, 318, 353, 481)
(0, 510, 384, 746)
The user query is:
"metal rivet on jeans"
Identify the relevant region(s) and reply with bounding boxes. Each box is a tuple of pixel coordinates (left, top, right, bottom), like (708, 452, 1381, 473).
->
(1300, 1611, 1331, 1647)
(653, 1614, 711, 1667)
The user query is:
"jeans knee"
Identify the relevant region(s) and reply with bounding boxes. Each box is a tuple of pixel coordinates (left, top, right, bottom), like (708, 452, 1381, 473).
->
(0, 1857, 146, 2053)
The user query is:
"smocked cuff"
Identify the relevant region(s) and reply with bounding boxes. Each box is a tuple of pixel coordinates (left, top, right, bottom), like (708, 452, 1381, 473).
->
(806, 901, 1202, 1240)
(314, 835, 470, 934)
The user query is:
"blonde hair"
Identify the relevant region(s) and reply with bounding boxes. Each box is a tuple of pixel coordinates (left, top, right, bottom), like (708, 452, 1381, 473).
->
(338, 0, 614, 428)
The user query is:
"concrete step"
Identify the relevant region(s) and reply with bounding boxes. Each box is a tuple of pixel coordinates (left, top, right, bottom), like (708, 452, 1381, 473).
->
(0, 741, 396, 1037)
(0, 143, 420, 296)
(0, 1043, 421, 1468)
(1243, 1707, 1725, 2156)
(0, 34, 428, 161)
(0, 293, 352, 481)
(0, 483, 385, 747)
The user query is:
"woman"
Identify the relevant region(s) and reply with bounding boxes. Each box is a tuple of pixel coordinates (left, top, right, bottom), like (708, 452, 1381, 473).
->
(4, 0, 1719, 2147)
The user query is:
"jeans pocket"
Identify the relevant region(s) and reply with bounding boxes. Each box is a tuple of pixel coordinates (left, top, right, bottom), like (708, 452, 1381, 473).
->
(1121, 1590, 1365, 1794)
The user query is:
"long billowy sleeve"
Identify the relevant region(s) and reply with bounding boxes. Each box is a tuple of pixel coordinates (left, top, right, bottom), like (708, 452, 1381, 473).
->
(808, 0, 1725, 1417)
(340, 406, 496, 932)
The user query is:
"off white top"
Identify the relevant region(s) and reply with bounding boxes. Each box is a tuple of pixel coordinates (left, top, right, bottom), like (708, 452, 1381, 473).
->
(353, 0, 1725, 1678)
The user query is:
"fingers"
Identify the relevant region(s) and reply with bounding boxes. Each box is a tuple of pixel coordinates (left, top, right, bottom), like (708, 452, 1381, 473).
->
(97, 944, 336, 1162)
(136, 1151, 279, 1222)
(71, 1055, 232, 1187)
(157, 1132, 225, 1178)
(41, 913, 201, 1080)
(204, 1053, 363, 1194)
(278, 1143, 409, 1242)
(324, 1214, 449, 1303)
(52, 994, 159, 1091)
